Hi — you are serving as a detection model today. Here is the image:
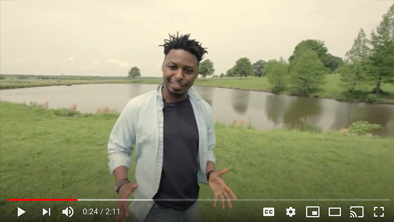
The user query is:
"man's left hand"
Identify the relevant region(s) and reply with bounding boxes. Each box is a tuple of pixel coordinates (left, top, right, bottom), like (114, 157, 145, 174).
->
(208, 168, 238, 210)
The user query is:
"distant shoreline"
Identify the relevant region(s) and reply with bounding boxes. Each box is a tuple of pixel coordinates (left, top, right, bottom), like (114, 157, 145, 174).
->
(1, 78, 393, 105)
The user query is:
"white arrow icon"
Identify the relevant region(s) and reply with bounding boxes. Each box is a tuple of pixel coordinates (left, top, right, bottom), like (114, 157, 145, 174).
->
(17, 207, 25, 217)
(43, 208, 51, 216)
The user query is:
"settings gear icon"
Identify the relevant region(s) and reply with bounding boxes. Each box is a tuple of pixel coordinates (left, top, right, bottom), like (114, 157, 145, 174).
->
(286, 207, 296, 217)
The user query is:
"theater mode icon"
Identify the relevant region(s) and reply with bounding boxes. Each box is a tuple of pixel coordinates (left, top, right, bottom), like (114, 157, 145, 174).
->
(328, 207, 341, 217)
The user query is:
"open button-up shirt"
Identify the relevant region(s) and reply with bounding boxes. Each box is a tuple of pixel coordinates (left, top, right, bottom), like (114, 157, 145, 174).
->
(107, 82, 216, 221)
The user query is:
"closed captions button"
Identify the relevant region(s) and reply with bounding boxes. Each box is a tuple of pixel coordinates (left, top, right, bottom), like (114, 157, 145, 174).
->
(263, 207, 275, 216)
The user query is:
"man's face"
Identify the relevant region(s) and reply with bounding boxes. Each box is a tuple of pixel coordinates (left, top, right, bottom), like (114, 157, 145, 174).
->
(162, 49, 199, 98)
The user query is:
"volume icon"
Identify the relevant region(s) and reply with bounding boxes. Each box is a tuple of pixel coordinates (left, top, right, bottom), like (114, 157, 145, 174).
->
(62, 206, 74, 217)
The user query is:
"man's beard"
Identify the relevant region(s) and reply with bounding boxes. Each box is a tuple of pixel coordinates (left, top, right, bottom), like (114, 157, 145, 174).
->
(162, 81, 187, 99)
(167, 86, 185, 98)
(165, 77, 188, 95)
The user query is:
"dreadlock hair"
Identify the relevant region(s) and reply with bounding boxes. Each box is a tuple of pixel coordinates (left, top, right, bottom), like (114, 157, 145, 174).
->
(159, 32, 208, 63)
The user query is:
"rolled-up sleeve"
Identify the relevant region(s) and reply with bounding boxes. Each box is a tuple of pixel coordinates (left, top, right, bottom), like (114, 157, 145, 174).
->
(206, 104, 216, 163)
(107, 101, 136, 174)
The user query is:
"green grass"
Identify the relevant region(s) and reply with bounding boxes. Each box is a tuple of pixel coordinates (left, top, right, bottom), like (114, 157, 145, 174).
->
(1, 75, 394, 104)
(0, 79, 137, 89)
(0, 101, 393, 221)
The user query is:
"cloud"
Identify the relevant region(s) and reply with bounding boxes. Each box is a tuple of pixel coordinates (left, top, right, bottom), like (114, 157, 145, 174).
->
(118, 62, 129, 67)
(107, 59, 128, 67)
(69, 57, 74, 61)
(1, 0, 393, 76)
(92, 60, 98, 64)
(107, 59, 119, 64)
(39, 59, 50, 65)
(82, 65, 97, 70)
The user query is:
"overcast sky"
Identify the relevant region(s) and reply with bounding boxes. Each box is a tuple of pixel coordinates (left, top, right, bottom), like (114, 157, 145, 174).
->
(1, 0, 392, 77)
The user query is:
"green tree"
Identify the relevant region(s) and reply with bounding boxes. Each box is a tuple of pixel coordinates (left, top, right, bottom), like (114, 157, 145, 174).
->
(289, 49, 327, 95)
(322, 54, 344, 72)
(338, 28, 370, 94)
(365, 4, 394, 94)
(219, 73, 225, 78)
(128, 66, 141, 81)
(266, 58, 289, 93)
(288, 39, 342, 72)
(198, 59, 215, 79)
(288, 40, 327, 70)
(232, 57, 253, 78)
(252, 60, 266, 77)
(263, 59, 277, 76)
(225, 67, 235, 77)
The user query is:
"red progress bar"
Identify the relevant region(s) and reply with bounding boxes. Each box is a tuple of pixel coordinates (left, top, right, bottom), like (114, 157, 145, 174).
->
(7, 199, 78, 201)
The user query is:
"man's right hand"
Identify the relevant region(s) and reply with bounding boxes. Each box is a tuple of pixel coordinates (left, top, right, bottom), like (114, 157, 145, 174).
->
(116, 183, 138, 222)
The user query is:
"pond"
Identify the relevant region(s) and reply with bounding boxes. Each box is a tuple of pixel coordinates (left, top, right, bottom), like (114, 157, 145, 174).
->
(1, 84, 393, 136)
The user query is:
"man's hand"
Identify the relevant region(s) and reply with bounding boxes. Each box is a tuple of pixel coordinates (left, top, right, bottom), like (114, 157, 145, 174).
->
(208, 168, 237, 210)
(115, 183, 138, 222)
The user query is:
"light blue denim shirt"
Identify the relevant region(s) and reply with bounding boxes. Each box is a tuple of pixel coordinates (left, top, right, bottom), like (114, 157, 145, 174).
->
(107, 82, 216, 222)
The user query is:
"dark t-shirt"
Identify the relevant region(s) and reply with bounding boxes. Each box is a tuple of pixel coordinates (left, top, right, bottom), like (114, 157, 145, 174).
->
(153, 96, 200, 211)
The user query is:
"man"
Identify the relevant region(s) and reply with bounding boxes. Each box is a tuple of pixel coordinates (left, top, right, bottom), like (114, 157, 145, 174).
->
(107, 33, 237, 222)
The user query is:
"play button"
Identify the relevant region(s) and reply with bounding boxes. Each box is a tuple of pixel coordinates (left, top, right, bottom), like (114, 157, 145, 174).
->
(17, 207, 25, 217)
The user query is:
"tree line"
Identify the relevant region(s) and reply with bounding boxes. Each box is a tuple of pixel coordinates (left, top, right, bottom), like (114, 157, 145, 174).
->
(128, 3, 393, 102)
(199, 3, 394, 102)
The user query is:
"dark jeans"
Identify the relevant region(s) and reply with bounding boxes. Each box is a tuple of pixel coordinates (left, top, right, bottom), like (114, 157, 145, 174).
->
(133, 201, 201, 222)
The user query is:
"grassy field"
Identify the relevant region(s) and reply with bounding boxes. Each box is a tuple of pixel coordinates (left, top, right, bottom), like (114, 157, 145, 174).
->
(0, 101, 393, 222)
(1, 74, 394, 104)
(0, 78, 134, 89)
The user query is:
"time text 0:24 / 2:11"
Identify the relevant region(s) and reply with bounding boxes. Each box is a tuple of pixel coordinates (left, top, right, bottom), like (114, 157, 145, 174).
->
(82, 208, 120, 216)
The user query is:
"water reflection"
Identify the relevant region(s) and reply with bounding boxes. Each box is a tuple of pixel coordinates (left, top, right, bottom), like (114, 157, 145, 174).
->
(330, 103, 394, 136)
(331, 103, 365, 130)
(372, 105, 394, 136)
(197, 86, 214, 107)
(129, 84, 142, 99)
(1, 84, 393, 137)
(230, 89, 250, 115)
(264, 94, 289, 127)
(282, 97, 323, 129)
